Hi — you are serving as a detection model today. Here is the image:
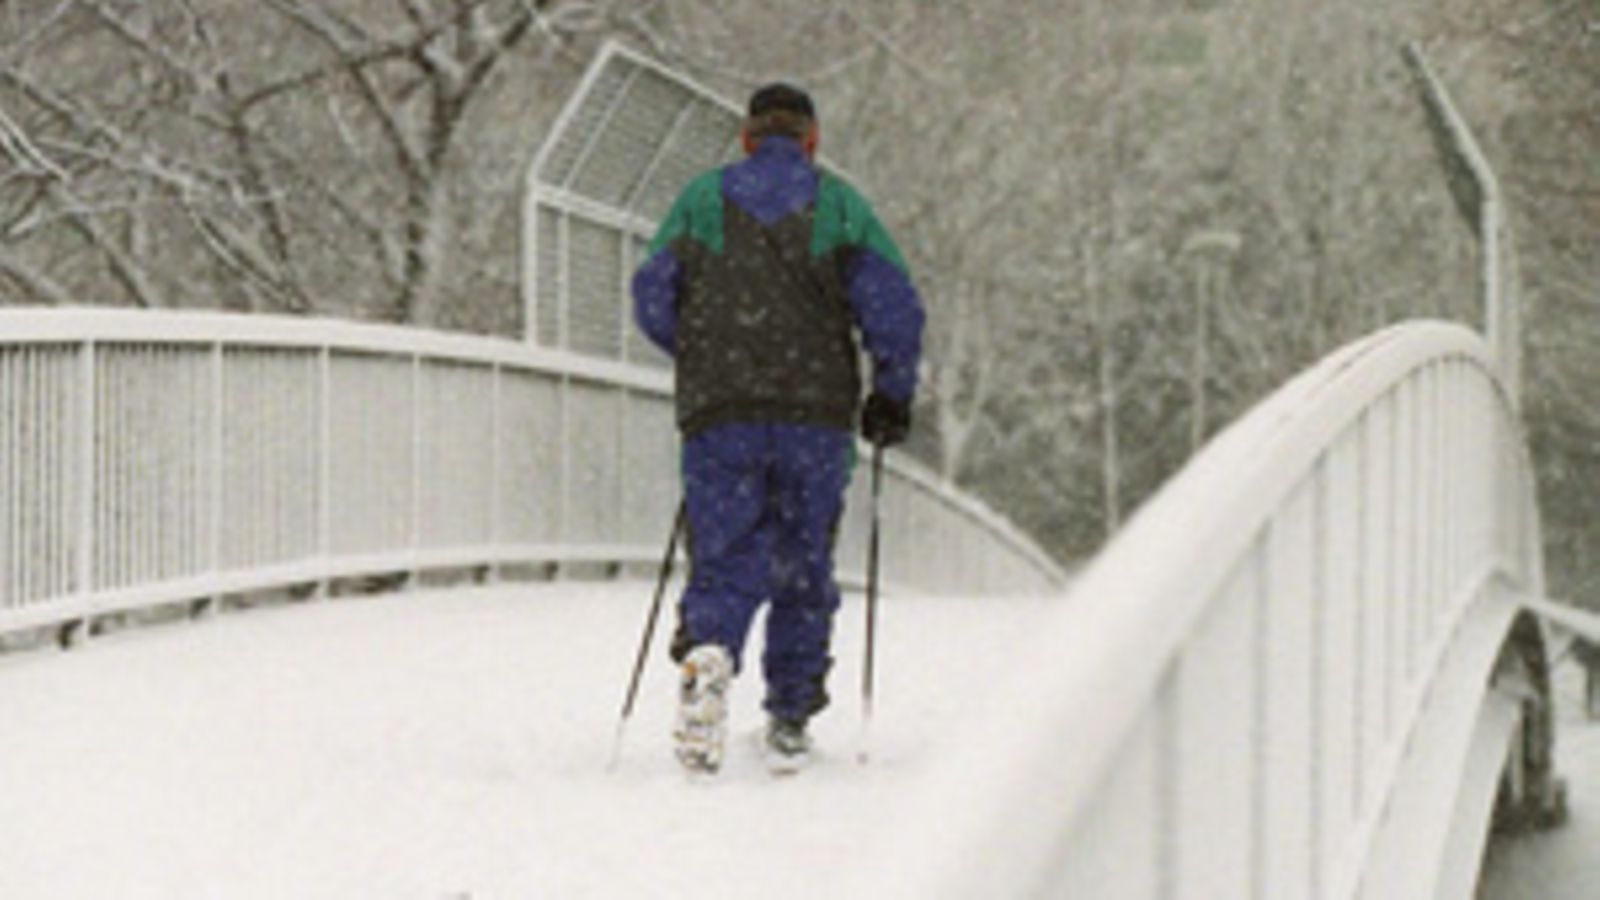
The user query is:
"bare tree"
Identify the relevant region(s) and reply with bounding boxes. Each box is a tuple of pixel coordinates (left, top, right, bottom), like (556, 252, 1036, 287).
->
(0, 0, 607, 326)
(1, 0, 1581, 570)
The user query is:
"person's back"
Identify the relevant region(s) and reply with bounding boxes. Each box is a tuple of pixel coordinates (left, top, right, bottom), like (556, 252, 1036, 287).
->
(666, 137, 856, 435)
(637, 105, 921, 437)
(631, 83, 923, 775)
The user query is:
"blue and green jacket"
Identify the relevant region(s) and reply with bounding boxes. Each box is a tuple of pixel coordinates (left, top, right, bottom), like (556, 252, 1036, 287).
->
(631, 136, 925, 436)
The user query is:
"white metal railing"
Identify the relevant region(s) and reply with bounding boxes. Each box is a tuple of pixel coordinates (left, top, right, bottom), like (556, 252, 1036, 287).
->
(864, 321, 1545, 899)
(0, 307, 1060, 638)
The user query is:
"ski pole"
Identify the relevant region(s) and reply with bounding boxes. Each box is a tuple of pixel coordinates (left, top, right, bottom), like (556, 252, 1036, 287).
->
(608, 500, 687, 771)
(859, 443, 885, 763)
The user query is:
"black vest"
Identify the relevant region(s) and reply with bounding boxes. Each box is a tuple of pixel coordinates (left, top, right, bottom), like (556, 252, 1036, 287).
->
(672, 199, 860, 435)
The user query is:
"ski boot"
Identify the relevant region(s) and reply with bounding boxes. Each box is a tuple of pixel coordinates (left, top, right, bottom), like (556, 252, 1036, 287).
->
(763, 716, 812, 776)
(674, 644, 732, 775)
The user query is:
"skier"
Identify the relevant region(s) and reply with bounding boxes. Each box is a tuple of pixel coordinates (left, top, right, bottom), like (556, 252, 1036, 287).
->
(631, 82, 924, 774)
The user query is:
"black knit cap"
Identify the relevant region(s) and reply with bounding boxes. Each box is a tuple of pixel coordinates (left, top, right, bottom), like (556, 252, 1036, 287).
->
(747, 83, 815, 120)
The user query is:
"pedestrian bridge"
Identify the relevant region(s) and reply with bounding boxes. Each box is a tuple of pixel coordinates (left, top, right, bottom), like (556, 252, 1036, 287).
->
(1, 42, 1593, 900)
(0, 306, 1583, 899)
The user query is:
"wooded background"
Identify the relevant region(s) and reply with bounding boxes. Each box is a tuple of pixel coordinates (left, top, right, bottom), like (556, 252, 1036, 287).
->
(0, 0, 1594, 602)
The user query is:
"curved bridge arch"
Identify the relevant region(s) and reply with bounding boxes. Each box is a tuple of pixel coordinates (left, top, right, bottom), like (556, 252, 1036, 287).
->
(868, 321, 1554, 899)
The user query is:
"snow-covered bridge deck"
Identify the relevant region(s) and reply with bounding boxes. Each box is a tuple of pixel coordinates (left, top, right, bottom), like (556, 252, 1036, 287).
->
(0, 581, 1051, 899)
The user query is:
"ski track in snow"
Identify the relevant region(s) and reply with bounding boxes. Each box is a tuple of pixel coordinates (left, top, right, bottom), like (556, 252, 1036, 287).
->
(0, 582, 1054, 899)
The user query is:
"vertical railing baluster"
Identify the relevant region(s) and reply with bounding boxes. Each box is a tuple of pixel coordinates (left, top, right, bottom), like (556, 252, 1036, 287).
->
(210, 343, 224, 580)
(2, 347, 12, 608)
(558, 373, 571, 555)
(1351, 408, 1370, 822)
(152, 347, 165, 583)
(96, 346, 108, 594)
(1446, 361, 1462, 612)
(489, 361, 502, 577)
(34, 348, 48, 603)
(153, 346, 165, 582)
(267, 350, 280, 566)
(557, 212, 571, 353)
(37, 349, 49, 603)
(176, 350, 189, 580)
(40, 349, 55, 603)
(188, 349, 200, 580)
(53, 348, 68, 599)
(25, 348, 38, 605)
(411, 353, 423, 582)
(618, 223, 632, 364)
(616, 388, 629, 555)
(138, 346, 152, 587)
(318, 345, 331, 592)
(1399, 376, 1417, 688)
(1386, 387, 1404, 740)
(180, 346, 192, 578)
(113, 346, 126, 592)
(157, 348, 170, 583)
(125, 346, 138, 590)
(255, 348, 266, 568)
(245, 351, 258, 571)
(1417, 366, 1432, 658)
(49, 348, 62, 601)
(3, 347, 13, 606)
(102, 346, 114, 594)
(138, 345, 150, 587)
(1247, 536, 1270, 900)
(1414, 366, 1427, 659)
(1308, 456, 1328, 899)
(1440, 360, 1452, 627)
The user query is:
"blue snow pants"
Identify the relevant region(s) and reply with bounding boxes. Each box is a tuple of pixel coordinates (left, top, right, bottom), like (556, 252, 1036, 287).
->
(671, 422, 853, 724)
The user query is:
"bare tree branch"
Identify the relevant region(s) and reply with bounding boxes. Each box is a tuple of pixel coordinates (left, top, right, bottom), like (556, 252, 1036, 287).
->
(0, 0, 80, 68)
(0, 246, 75, 305)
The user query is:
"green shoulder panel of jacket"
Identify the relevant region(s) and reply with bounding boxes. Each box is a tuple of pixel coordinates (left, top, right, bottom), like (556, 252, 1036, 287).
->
(811, 173, 909, 274)
(648, 169, 908, 275)
(648, 170, 725, 256)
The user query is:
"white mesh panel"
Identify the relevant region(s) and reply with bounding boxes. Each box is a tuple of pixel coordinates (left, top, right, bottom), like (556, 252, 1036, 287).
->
(567, 217, 624, 358)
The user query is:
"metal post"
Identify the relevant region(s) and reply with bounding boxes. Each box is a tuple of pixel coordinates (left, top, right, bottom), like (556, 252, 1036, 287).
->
(317, 346, 332, 596)
(410, 353, 423, 586)
(2, 348, 12, 607)
(1402, 42, 1518, 407)
(75, 342, 96, 600)
(488, 361, 502, 583)
(558, 374, 571, 558)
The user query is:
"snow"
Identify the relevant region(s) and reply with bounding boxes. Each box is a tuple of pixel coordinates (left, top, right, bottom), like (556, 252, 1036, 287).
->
(0, 581, 1054, 899)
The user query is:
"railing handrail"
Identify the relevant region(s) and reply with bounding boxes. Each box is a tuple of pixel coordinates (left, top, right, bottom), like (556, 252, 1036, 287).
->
(1, 306, 669, 388)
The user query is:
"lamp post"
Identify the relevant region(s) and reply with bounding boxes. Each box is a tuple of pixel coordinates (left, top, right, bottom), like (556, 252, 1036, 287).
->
(1402, 42, 1519, 407)
(1180, 229, 1242, 454)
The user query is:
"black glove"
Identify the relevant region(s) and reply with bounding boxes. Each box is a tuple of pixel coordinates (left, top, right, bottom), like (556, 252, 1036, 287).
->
(861, 392, 912, 448)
